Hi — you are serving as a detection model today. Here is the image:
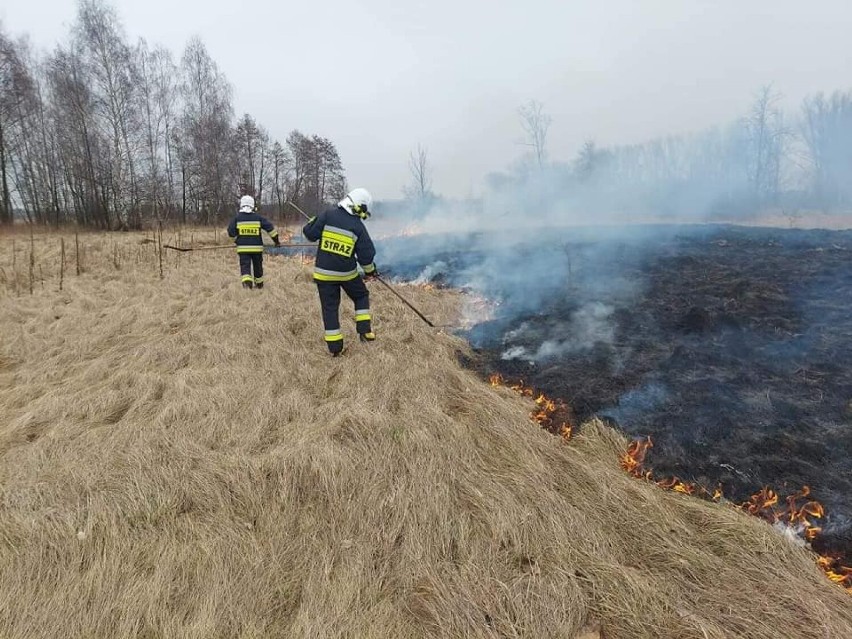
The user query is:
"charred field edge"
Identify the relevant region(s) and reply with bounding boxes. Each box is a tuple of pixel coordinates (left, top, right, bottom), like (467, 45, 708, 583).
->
(382, 223, 852, 558)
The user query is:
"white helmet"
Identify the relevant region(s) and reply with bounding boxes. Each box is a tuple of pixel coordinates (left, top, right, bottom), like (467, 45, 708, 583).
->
(239, 195, 255, 212)
(339, 188, 373, 220)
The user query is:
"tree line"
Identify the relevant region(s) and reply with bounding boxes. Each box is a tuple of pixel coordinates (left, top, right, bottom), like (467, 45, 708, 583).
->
(490, 89, 852, 220)
(0, 0, 346, 229)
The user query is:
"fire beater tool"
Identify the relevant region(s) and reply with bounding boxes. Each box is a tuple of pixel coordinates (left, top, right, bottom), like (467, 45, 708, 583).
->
(163, 243, 315, 252)
(372, 274, 436, 327)
(285, 200, 314, 221)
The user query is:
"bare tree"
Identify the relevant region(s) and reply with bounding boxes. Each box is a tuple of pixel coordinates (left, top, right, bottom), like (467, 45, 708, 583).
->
(136, 40, 160, 220)
(269, 140, 292, 217)
(745, 85, 789, 205)
(150, 45, 179, 221)
(801, 90, 852, 208)
(286, 131, 345, 212)
(180, 36, 236, 222)
(286, 130, 311, 209)
(0, 26, 15, 224)
(7, 47, 48, 224)
(573, 140, 610, 183)
(135, 40, 178, 223)
(76, 0, 141, 228)
(0, 24, 36, 224)
(404, 143, 432, 200)
(310, 134, 345, 209)
(518, 99, 551, 169)
(235, 113, 271, 205)
(30, 63, 63, 225)
(47, 45, 108, 227)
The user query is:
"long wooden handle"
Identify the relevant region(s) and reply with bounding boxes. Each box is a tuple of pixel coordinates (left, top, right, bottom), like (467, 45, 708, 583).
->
(163, 243, 316, 252)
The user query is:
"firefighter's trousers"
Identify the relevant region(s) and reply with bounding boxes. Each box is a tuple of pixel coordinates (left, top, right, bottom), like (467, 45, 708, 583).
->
(316, 278, 371, 353)
(238, 253, 264, 285)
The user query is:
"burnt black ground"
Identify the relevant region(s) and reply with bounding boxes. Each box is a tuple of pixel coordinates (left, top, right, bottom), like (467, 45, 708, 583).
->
(383, 223, 852, 557)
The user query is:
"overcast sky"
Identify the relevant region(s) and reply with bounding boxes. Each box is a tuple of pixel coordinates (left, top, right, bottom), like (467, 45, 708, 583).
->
(3, 0, 851, 199)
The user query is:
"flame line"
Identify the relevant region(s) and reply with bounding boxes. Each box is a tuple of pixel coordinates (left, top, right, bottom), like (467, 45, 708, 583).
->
(620, 436, 850, 594)
(488, 371, 850, 595)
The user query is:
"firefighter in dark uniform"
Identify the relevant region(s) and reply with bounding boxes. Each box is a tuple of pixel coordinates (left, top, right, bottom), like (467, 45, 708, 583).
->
(302, 187, 378, 356)
(227, 195, 280, 289)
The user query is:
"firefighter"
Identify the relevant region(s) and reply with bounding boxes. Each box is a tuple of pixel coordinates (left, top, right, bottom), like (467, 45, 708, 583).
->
(302, 188, 378, 356)
(226, 195, 280, 289)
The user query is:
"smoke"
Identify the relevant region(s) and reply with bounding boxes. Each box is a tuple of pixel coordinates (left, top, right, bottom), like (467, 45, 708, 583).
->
(597, 382, 670, 426)
(372, 79, 852, 258)
(500, 302, 616, 362)
(373, 195, 681, 361)
(373, 119, 760, 246)
(367, 89, 823, 358)
(408, 261, 449, 285)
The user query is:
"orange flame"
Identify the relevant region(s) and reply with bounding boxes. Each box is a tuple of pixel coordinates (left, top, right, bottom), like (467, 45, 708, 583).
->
(817, 556, 852, 591)
(489, 374, 574, 441)
(621, 437, 653, 476)
(740, 485, 827, 543)
(488, 372, 850, 594)
(622, 436, 849, 594)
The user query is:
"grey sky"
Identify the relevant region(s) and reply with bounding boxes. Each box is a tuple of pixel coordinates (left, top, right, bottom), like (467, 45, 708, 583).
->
(3, 0, 851, 199)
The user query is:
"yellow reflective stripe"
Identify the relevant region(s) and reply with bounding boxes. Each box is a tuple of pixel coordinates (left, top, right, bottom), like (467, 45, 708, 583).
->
(362, 263, 376, 273)
(241, 275, 253, 282)
(254, 277, 264, 283)
(236, 221, 261, 228)
(313, 272, 358, 282)
(325, 225, 356, 239)
(269, 230, 279, 238)
(355, 313, 371, 322)
(315, 267, 357, 277)
(324, 334, 344, 342)
(322, 230, 355, 246)
(237, 246, 264, 253)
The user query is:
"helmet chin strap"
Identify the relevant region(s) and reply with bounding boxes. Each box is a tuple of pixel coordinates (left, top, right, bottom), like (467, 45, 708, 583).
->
(353, 198, 370, 220)
(343, 195, 369, 219)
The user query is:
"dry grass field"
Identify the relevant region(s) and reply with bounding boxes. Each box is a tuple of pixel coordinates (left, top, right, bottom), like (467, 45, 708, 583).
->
(1, 227, 851, 638)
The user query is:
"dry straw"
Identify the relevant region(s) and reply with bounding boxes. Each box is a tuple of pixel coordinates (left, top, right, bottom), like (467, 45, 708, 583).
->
(0, 228, 851, 638)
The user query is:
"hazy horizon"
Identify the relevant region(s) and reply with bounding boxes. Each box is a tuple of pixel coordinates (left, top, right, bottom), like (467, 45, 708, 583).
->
(4, 0, 851, 200)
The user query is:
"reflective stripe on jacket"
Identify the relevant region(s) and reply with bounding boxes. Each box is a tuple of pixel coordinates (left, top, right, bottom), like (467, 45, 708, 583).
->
(302, 206, 376, 281)
(227, 212, 278, 253)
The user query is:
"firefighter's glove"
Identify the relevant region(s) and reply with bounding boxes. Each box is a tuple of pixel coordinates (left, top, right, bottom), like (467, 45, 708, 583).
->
(273, 237, 281, 247)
